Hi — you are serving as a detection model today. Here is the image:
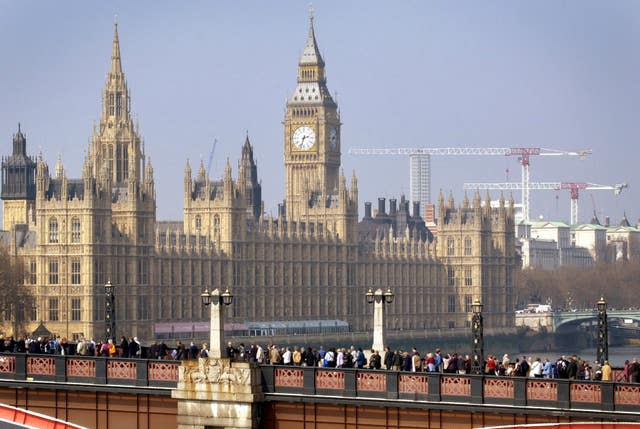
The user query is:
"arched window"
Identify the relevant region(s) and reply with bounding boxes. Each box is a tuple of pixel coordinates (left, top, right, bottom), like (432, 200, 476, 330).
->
(213, 215, 220, 236)
(464, 236, 472, 256)
(71, 218, 81, 243)
(48, 218, 59, 243)
(446, 238, 455, 256)
(195, 215, 202, 231)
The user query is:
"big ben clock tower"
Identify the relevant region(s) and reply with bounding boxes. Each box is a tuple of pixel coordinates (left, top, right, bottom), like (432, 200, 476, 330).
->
(284, 10, 341, 221)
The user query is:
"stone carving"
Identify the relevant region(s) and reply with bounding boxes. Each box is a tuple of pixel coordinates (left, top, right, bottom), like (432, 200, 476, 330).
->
(180, 358, 250, 386)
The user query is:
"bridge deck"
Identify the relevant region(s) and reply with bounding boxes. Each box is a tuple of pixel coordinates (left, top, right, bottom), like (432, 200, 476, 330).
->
(0, 353, 637, 423)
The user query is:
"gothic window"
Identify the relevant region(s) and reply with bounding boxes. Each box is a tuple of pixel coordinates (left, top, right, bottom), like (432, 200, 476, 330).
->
(94, 220, 102, 242)
(138, 219, 145, 239)
(464, 268, 472, 286)
(464, 237, 472, 256)
(447, 238, 455, 256)
(29, 260, 36, 285)
(213, 215, 220, 237)
(109, 94, 115, 116)
(447, 295, 456, 313)
(49, 260, 59, 284)
(123, 146, 129, 180)
(71, 218, 81, 243)
(447, 267, 455, 286)
(108, 145, 114, 179)
(137, 259, 148, 285)
(464, 295, 472, 312)
(137, 295, 149, 320)
(49, 218, 59, 243)
(71, 260, 81, 285)
(116, 145, 122, 182)
(49, 298, 59, 321)
(115, 92, 122, 117)
(195, 215, 202, 231)
(71, 298, 81, 321)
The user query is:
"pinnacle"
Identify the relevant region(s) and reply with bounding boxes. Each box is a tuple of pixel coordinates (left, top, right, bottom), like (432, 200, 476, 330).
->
(111, 20, 123, 75)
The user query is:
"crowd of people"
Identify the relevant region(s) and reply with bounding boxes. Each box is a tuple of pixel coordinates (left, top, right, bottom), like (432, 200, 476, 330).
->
(223, 342, 640, 383)
(3, 334, 640, 383)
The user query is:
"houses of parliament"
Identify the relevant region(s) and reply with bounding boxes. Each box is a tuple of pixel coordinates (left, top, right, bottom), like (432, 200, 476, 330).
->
(0, 15, 516, 342)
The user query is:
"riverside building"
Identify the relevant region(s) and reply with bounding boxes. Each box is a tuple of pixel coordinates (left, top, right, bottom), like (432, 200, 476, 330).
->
(0, 16, 516, 342)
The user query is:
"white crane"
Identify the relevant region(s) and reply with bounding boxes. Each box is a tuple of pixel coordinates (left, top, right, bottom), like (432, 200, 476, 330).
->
(348, 147, 591, 222)
(463, 181, 628, 225)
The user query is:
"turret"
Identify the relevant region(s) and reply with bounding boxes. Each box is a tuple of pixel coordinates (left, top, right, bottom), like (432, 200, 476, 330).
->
(184, 158, 192, 188)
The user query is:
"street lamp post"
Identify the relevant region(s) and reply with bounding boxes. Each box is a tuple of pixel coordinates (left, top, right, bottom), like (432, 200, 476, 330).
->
(104, 281, 115, 341)
(366, 288, 394, 353)
(471, 299, 484, 375)
(201, 288, 234, 359)
(596, 296, 608, 364)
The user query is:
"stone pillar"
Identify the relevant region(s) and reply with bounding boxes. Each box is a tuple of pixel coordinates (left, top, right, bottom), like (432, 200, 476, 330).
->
(371, 288, 386, 353)
(172, 358, 264, 429)
(209, 293, 224, 359)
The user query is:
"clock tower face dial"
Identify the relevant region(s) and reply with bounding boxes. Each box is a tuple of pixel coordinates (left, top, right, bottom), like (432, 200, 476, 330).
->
(329, 127, 338, 149)
(292, 126, 316, 150)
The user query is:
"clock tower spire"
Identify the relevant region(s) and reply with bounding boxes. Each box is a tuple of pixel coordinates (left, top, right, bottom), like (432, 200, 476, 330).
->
(284, 8, 341, 221)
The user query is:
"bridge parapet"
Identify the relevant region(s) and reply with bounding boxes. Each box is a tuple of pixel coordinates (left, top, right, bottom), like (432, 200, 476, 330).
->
(262, 366, 640, 417)
(0, 354, 179, 388)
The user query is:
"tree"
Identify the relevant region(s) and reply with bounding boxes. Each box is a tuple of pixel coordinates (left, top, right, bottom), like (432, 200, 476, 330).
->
(514, 261, 640, 311)
(0, 247, 34, 337)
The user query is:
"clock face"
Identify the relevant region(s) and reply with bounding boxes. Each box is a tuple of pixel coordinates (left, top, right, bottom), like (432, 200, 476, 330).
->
(292, 126, 316, 150)
(329, 127, 338, 149)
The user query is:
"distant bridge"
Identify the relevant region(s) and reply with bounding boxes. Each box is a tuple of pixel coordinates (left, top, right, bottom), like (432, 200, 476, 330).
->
(516, 309, 640, 333)
(553, 309, 640, 332)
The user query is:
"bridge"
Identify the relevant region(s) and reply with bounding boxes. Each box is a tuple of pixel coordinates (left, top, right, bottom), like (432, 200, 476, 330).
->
(553, 309, 640, 332)
(0, 354, 638, 428)
(515, 309, 640, 333)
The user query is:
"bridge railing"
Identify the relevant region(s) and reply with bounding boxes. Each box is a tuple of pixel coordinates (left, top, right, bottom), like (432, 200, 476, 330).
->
(0, 354, 179, 388)
(261, 365, 640, 413)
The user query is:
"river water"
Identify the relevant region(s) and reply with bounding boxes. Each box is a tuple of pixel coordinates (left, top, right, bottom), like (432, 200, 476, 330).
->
(516, 345, 640, 367)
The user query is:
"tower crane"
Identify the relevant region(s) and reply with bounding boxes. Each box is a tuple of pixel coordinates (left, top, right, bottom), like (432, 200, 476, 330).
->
(206, 139, 218, 179)
(348, 147, 591, 222)
(463, 181, 628, 225)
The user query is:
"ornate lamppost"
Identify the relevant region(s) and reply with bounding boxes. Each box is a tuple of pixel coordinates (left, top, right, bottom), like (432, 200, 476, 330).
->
(596, 296, 608, 364)
(471, 299, 484, 375)
(366, 288, 394, 353)
(201, 288, 234, 359)
(104, 281, 115, 341)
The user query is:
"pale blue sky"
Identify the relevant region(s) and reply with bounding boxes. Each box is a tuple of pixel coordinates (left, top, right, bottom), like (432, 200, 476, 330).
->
(1, 1, 638, 224)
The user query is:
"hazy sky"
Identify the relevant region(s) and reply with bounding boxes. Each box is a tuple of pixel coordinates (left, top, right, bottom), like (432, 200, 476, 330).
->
(1, 1, 638, 225)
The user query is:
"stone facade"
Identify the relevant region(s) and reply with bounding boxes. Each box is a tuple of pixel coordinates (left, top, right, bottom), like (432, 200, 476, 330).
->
(0, 16, 516, 342)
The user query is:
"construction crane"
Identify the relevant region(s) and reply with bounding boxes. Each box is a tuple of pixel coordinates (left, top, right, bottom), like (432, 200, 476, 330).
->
(206, 139, 218, 179)
(348, 147, 591, 222)
(463, 181, 628, 225)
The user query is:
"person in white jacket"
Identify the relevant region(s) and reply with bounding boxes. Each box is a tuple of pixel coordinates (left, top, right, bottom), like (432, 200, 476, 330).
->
(530, 357, 543, 378)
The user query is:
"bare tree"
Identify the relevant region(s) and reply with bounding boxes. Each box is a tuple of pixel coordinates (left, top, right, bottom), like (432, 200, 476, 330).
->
(514, 261, 640, 311)
(0, 247, 34, 336)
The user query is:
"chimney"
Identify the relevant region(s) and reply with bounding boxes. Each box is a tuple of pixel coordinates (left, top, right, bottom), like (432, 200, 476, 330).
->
(389, 199, 397, 215)
(413, 201, 421, 218)
(605, 216, 610, 227)
(364, 202, 372, 219)
(377, 198, 386, 217)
